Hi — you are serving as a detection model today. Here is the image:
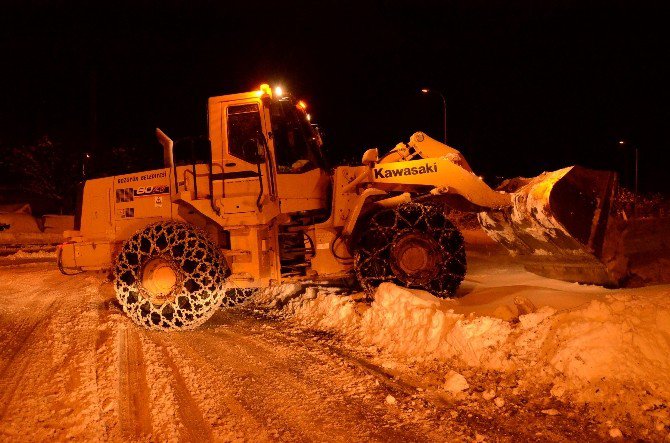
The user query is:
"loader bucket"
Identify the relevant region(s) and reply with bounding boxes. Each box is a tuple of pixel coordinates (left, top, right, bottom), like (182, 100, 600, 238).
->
(478, 166, 621, 285)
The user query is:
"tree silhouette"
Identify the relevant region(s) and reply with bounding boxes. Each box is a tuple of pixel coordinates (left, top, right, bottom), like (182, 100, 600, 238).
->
(2, 136, 79, 212)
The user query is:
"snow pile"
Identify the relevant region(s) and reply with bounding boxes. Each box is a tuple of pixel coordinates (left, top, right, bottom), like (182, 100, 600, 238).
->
(3, 249, 55, 260)
(278, 283, 513, 368)
(544, 292, 670, 394)
(258, 282, 670, 426)
(0, 212, 41, 233)
(250, 283, 305, 309)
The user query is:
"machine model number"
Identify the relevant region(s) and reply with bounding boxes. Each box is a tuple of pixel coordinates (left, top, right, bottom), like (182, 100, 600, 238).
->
(134, 185, 170, 197)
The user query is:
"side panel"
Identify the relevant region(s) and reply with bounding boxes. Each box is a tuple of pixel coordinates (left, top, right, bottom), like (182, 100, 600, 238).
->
(275, 168, 330, 214)
(227, 225, 281, 288)
(65, 169, 175, 271)
(112, 168, 174, 240)
(309, 226, 351, 276)
(78, 177, 115, 240)
(329, 165, 368, 228)
(59, 241, 113, 271)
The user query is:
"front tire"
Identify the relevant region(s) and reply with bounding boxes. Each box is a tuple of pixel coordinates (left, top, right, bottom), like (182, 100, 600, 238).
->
(114, 221, 230, 330)
(353, 202, 466, 298)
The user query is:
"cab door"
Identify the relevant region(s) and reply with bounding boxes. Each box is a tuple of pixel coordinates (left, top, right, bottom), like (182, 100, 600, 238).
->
(214, 99, 276, 214)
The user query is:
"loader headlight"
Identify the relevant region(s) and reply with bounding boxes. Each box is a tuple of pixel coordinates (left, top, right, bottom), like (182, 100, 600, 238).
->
(274, 86, 284, 97)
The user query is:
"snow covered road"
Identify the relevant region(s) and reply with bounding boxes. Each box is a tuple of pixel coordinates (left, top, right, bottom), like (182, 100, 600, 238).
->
(0, 240, 668, 441)
(0, 264, 451, 441)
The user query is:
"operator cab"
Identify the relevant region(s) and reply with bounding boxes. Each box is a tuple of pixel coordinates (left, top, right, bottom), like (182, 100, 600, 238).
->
(208, 84, 330, 217)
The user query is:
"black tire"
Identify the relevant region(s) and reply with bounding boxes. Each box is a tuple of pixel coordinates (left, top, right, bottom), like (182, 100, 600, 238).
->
(114, 221, 231, 330)
(353, 202, 466, 298)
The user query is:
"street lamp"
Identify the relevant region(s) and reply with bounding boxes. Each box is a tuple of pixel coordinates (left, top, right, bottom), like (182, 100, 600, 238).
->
(420, 88, 447, 144)
(619, 140, 639, 218)
(82, 152, 91, 179)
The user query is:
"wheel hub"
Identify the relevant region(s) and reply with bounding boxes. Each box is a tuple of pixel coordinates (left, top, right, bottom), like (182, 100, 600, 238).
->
(141, 258, 179, 305)
(390, 233, 440, 285)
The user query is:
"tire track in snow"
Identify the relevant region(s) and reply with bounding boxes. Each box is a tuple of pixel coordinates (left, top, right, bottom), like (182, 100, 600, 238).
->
(91, 285, 185, 441)
(178, 329, 328, 441)
(0, 288, 65, 422)
(143, 335, 213, 442)
(0, 269, 107, 440)
(117, 327, 153, 439)
(147, 332, 271, 442)
(0, 269, 66, 379)
(181, 310, 442, 442)
(0, 296, 61, 380)
(92, 296, 119, 439)
(221, 318, 456, 439)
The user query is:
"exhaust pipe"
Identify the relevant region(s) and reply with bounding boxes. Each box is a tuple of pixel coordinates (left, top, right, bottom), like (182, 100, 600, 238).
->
(156, 128, 174, 169)
(156, 128, 177, 190)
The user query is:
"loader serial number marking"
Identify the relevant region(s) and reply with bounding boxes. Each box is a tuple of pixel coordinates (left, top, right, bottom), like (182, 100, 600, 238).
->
(373, 163, 437, 179)
(134, 185, 170, 197)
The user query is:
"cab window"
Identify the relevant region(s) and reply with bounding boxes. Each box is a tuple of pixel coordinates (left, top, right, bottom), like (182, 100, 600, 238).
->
(227, 103, 263, 163)
(271, 101, 317, 174)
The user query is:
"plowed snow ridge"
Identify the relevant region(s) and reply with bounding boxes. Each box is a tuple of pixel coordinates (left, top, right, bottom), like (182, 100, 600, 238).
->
(253, 254, 670, 435)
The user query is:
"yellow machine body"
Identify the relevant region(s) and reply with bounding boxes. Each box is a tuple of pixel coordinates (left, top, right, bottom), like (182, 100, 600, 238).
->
(59, 85, 622, 291)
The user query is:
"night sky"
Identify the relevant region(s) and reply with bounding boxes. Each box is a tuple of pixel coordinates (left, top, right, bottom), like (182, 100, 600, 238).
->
(1, 1, 668, 191)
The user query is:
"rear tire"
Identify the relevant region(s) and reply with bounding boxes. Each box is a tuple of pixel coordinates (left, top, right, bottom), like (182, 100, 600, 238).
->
(353, 202, 466, 298)
(114, 221, 231, 330)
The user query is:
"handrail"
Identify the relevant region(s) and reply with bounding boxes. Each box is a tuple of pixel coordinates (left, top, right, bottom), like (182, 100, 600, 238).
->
(183, 168, 211, 199)
(209, 161, 223, 216)
(189, 139, 198, 198)
(259, 133, 277, 199)
(255, 161, 264, 211)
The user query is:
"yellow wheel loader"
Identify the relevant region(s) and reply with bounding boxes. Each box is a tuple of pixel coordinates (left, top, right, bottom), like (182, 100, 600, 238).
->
(58, 84, 624, 330)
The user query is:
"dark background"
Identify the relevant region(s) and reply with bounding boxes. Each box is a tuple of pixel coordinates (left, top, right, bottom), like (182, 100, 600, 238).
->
(1, 0, 668, 205)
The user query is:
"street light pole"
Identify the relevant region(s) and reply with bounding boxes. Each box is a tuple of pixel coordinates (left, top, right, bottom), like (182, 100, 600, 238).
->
(421, 88, 447, 144)
(634, 145, 639, 219)
(619, 140, 639, 218)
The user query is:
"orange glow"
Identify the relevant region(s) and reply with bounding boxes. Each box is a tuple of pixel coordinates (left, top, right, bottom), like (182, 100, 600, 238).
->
(259, 84, 272, 97)
(297, 100, 307, 109)
(306, 113, 311, 121)
(421, 88, 429, 93)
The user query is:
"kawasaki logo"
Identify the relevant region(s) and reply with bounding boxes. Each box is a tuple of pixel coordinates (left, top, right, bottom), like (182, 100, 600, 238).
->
(373, 163, 438, 179)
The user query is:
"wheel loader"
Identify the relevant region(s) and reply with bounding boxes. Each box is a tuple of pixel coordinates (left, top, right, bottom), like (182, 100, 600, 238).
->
(58, 84, 624, 330)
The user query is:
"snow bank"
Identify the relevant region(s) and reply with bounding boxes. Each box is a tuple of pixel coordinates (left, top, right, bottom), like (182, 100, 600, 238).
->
(277, 283, 512, 368)
(544, 290, 670, 397)
(257, 282, 670, 426)
(2, 249, 55, 260)
(0, 212, 41, 233)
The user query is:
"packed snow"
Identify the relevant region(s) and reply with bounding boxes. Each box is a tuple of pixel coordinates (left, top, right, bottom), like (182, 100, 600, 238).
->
(251, 237, 670, 438)
(2, 249, 55, 260)
(1, 231, 669, 441)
